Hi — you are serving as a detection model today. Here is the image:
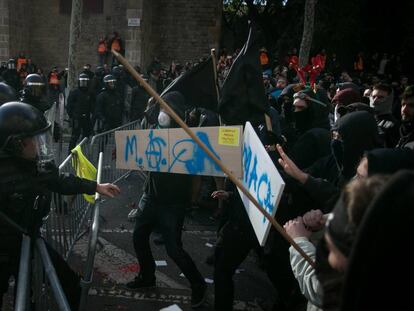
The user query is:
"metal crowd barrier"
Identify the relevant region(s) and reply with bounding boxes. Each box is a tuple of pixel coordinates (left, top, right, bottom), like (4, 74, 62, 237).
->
(43, 137, 91, 260)
(79, 152, 103, 311)
(15, 235, 71, 311)
(15, 120, 142, 310)
(88, 119, 142, 183)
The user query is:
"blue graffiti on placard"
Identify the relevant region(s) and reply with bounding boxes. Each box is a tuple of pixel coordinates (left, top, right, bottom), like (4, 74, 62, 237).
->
(169, 131, 221, 174)
(145, 130, 167, 171)
(124, 135, 139, 164)
(243, 144, 274, 223)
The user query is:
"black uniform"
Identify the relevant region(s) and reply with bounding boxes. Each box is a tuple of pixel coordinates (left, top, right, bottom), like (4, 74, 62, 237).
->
(0, 154, 96, 310)
(1, 69, 20, 92)
(66, 88, 94, 152)
(20, 91, 52, 112)
(96, 88, 124, 130)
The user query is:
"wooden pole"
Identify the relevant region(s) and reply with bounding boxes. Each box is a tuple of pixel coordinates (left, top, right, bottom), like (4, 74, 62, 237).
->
(210, 48, 221, 104)
(210, 48, 223, 126)
(112, 50, 315, 268)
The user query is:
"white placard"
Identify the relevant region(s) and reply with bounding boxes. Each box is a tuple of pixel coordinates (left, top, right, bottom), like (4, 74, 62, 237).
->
(237, 122, 285, 246)
(128, 18, 140, 27)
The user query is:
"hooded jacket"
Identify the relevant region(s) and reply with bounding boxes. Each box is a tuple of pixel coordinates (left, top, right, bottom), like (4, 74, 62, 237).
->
(302, 111, 381, 212)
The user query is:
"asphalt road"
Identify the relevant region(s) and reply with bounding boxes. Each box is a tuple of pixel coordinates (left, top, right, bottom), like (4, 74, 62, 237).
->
(2, 171, 277, 311)
(75, 171, 277, 311)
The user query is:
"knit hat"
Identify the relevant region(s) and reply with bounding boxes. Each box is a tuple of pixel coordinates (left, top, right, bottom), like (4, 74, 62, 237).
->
(332, 89, 361, 106)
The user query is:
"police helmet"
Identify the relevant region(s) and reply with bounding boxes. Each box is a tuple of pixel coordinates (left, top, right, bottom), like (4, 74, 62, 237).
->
(103, 74, 117, 90)
(78, 73, 90, 88)
(7, 59, 16, 70)
(0, 102, 51, 154)
(24, 74, 46, 99)
(111, 66, 122, 78)
(0, 82, 17, 106)
(95, 66, 104, 78)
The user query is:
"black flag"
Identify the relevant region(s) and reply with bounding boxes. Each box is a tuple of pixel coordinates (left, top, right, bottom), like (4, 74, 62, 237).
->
(218, 23, 269, 126)
(161, 56, 218, 111)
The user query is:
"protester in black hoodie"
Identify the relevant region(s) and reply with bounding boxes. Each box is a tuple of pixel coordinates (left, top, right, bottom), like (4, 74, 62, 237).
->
(289, 88, 331, 169)
(278, 111, 381, 212)
(126, 91, 207, 309)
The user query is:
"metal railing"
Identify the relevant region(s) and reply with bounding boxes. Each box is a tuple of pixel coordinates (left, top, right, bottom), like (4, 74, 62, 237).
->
(13, 120, 142, 310)
(14, 236, 71, 311)
(88, 119, 141, 183)
(43, 138, 91, 260)
(79, 152, 103, 311)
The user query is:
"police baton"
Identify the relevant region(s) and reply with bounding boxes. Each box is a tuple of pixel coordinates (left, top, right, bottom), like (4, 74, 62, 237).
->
(112, 50, 316, 268)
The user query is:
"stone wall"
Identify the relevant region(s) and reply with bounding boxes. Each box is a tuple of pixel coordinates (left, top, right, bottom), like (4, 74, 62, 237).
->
(1, 0, 222, 73)
(29, 0, 129, 73)
(145, 0, 222, 69)
(8, 0, 31, 59)
(0, 0, 9, 62)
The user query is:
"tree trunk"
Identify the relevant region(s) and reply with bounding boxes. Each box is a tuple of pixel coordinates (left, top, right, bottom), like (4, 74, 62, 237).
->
(299, 0, 317, 67)
(68, 0, 83, 91)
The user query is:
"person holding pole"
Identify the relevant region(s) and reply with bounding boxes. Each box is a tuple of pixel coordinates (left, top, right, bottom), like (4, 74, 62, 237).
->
(112, 49, 317, 306)
(126, 91, 207, 308)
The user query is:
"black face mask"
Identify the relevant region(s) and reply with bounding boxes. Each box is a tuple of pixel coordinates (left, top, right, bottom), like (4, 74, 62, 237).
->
(331, 138, 344, 171)
(282, 99, 293, 122)
(294, 109, 312, 133)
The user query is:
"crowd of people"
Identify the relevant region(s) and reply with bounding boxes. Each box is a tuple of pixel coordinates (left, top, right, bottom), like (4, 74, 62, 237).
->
(0, 39, 413, 311)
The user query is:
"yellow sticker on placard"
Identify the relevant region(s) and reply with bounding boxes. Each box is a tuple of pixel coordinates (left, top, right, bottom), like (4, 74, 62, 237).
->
(218, 127, 240, 146)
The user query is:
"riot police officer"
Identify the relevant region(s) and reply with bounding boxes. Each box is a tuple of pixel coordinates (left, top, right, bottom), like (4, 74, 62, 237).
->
(66, 73, 94, 153)
(20, 73, 50, 112)
(0, 102, 120, 309)
(111, 65, 126, 112)
(1, 59, 20, 91)
(96, 74, 124, 131)
(0, 82, 17, 106)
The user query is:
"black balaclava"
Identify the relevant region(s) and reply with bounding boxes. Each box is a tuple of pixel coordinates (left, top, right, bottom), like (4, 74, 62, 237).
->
(332, 111, 380, 180)
(294, 88, 330, 134)
(294, 108, 313, 134)
(279, 83, 304, 123)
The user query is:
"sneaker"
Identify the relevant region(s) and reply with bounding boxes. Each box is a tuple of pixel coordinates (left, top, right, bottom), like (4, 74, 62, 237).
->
(126, 274, 156, 290)
(191, 282, 207, 308)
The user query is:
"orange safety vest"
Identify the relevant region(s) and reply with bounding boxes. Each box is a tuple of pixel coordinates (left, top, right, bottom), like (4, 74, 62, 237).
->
(260, 52, 269, 66)
(17, 58, 27, 71)
(49, 72, 60, 85)
(111, 39, 121, 52)
(98, 42, 107, 53)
